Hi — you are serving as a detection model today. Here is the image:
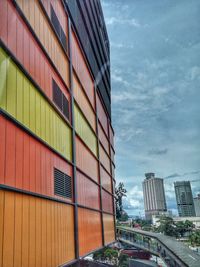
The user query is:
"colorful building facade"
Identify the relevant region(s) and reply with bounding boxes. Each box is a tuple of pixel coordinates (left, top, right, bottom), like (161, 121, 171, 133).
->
(0, 0, 115, 266)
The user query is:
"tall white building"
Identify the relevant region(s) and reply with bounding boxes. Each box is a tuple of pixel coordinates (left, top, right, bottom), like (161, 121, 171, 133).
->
(142, 173, 167, 221)
(194, 194, 200, 217)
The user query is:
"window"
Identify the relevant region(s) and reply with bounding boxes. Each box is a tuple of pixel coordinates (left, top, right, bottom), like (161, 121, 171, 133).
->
(54, 168, 72, 198)
(52, 79, 69, 119)
(50, 5, 67, 52)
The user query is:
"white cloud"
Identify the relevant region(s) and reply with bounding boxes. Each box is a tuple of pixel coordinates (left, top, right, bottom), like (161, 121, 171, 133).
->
(106, 17, 141, 27)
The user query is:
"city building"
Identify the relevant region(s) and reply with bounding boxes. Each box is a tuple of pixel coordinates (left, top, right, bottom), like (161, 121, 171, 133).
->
(174, 181, 196, 217)
(173, 216, 200, 229)
(194, 194, 200, 216)
(142, 173, 167, 221)
(0, 0, 115, 266)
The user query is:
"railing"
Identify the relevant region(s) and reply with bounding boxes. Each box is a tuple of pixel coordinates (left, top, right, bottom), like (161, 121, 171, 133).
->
(116, 226, 200, 267)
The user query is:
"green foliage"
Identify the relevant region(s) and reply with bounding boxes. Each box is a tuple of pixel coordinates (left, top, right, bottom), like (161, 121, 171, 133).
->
(93, 247, 118, 265)
(189, 230, 200, 246)
(156, 216, 178, 237)
(118, 254, 129, 267)
(115, 183, 127, 220)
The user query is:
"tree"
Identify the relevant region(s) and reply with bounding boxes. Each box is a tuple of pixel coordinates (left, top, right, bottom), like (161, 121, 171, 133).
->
(189, 230, 200, 246)
(156, 216, 178, 237)
(115, 182, 127, 220)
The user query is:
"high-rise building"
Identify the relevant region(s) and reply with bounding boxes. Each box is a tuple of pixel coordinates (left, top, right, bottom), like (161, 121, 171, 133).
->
(142, 173, 167, 221)
(194, 194, 200, 217)
(0, 0, 115, 266)
(174, 181, 196, 217)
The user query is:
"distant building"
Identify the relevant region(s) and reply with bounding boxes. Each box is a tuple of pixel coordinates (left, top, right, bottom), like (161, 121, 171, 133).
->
(194, 194, 200, 216)
(173, 216, 200, 229)
(142, 173, 167, 221)
(174, 181, 196, 217)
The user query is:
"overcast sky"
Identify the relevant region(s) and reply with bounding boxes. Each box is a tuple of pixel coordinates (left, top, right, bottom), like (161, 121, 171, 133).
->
(102, 0, 200, 216)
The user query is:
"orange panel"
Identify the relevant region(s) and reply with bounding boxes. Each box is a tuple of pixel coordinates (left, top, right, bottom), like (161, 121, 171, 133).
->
(103, 214, 115, 245)
(76, 137, 99, 183)
(99, 144, 111, 174)
(0, 190, 75, 267)
(98, 122, 109, 155)
(78, 208, 102, 256)
(77, 171, 100, 210)
(100, 166, 112, 193)
(72, 31, 95, 108)
(97, 94, 108, 136)
(0, 115, 73, 202)
(102, 189, 113, 214)
(1, 0, 70, 115)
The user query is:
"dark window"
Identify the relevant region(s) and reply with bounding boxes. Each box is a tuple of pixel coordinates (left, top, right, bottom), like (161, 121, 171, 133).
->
(50, 4, 67, 52)
(54, 168, 72, 198)
(52, 79, 69, 120)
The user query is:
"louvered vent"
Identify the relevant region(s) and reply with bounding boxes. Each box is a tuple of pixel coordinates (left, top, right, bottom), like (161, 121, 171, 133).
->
(54, 168, 72, 198)
(52, 79, 69, 119)
(51, 4, 67, 52)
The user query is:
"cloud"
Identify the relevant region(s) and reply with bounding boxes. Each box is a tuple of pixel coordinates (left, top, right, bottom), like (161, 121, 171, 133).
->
(106, 17, 141, 27)
(148, 148, 168, 155)
(165, 173, 181, 179)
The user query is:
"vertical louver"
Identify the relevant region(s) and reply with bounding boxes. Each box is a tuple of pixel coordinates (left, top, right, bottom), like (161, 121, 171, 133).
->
(52, 79, 69, 120)
(54, 168, 72, 198)
(51, 4, 67, 52)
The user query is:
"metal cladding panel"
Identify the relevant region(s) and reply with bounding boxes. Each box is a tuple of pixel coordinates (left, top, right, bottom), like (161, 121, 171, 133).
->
(71, 31, 95, 108)
(97, 94, 108, 136)
(40, 0, 68, 36)
(0, 47, 72, 161)
(99, 144, 111, 174)
(77, 171, 100, 210)
(15, 0, 69, 88)
(103, 214, 115, 245)
(98, 122, 109, 155)
(76, 137, 99, 183)
(111, 147, 115, 164)
(74, 104, 97, 157)
(73, 74, 96, 131)
(78, 208, 102, 256)
(0, 0, 70, 114)
(0, 115, 73, 201)
(112, 163, 115, 179)
(0, 190, 75, 267)
(102, 189, 113, 214)
(109, 123, 114, 149)
(100, 166, 112, 193)
(65, 0, 111, 117)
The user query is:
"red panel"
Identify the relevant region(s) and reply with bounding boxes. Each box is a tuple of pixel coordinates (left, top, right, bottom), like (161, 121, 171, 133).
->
(100, 166, 112, 193)
(0, 115, 73, 202)
(23, 134, 30, 191)
(23, 30, 30, 73)
(15, 128, 23, 189)
(77, 171, 100, 210)
(7, 2, 17, 55)
(0, 116, 6, 184)
(76, 137, 99, 183)
(97, 94, 108, 136)
(98, 123, 109, 155)
(0, 0, 8, 44)
(16, 18, 24, 64)
(71, 32, 95, 108)
(102, 189, 113, 214)
(5, 122, 16, 187)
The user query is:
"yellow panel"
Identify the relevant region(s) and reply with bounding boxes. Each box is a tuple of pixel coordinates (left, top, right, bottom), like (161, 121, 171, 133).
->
(6, 60, 16, 117)
(35, 90, 41, 136)
(30, 84, 36, 133)
(74, 104, 97, 156)
(45, 104, 50, 144)
(40, 97, 46, 140)
(0, 47, 72, 161)
(23, 77, 30, 127)
(16, 69, 23, 122)
(0, 48, 7, 110)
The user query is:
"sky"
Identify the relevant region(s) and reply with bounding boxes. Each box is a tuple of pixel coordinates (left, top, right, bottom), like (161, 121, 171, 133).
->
(102, 0, 200, 216)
